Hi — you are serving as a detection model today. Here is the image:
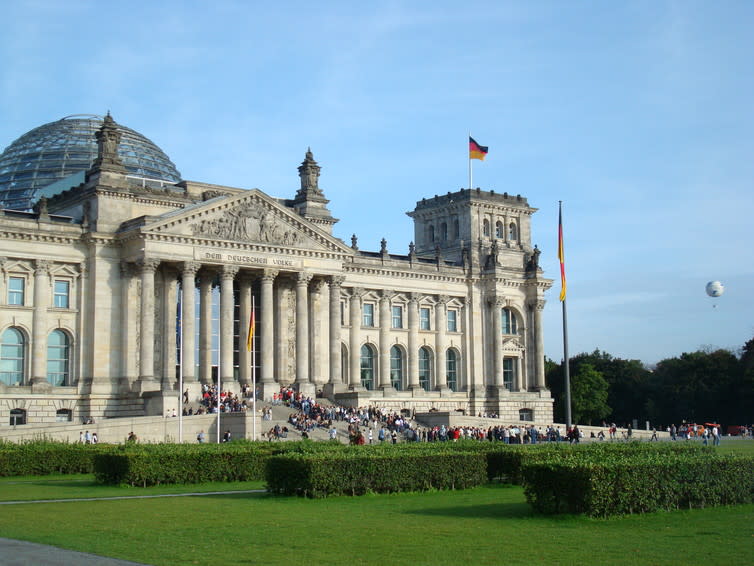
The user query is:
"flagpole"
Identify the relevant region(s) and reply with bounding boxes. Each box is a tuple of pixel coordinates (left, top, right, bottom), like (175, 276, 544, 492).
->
(217, 309, 221, 444)
(178, 294, 183, 443)
(559, 201, 572, 428)
(468, 131, 473, 190)
(252, 295, 257, 441)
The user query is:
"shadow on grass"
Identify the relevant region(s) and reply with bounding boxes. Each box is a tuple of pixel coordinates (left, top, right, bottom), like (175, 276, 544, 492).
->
(405, 500, 534, 520)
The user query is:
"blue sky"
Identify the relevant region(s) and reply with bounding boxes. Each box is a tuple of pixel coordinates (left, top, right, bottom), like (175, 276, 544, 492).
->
(2, 1, 752, 365)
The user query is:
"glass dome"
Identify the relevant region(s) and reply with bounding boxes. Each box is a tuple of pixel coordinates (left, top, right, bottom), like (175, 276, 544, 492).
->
(0, 114, 182, 210)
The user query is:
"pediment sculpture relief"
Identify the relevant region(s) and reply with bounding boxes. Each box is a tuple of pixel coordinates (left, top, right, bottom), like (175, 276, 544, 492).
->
(190, 203, 302, 246)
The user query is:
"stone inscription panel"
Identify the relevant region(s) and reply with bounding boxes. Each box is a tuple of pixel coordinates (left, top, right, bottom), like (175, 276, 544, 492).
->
(194, 248, 302, 269)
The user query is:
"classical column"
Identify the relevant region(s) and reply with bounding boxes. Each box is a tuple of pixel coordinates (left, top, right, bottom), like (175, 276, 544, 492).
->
(31, 259, 51, 386)
(327, 276, 344, 389)
(378, 290, 393, 389)
(407, 293, 420, 389)
(198, 271, 213, 386)
(238, 275, 253, 386)
(138, 258, 160, 387)
(220, 265, 238, 385)
(348, 288, 363, 388)
(119, 262, 137, 389)
(161, 268, 178, 391)
(516, 356, 524, 392)
(532, 298, 546, 390)
(310, 279, 327, 384)
(435, 295, 449, 390)
(260, 269, 277, 385)
(490, 297, 504, 387)
(181, 262, 199, 383)
(295, 272, 311, 385)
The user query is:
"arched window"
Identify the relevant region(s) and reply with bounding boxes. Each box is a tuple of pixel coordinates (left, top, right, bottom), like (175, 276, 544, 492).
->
(10, 408, 26, 426)
(390, 345, 403, 390)
(360, 344, 375, 390)
(440, 222, 448, 241)
(502, 308, 517, 334)
(47, 329, 70, 386)
(482, 219, 490, 237)
(519, 408, 533, 422)
(56, 409, 72, 422)
(509, 222, 518, 241)
(418, 346, 432, 391)
(495, 221, 504, 239)
(446, 349, 458, 392)
(1, 327, 26, 386)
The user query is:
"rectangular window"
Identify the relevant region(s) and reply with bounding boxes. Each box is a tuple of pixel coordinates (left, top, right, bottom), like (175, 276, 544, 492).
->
(420, 307, 431, 331)
(362, 303, 374, 327)
(391, 305, 403, 329)
(447, 309, 457, 332)
(503, 358, 515, 391)
(53, 280, 70, 308)
(7, 276, 24, 306)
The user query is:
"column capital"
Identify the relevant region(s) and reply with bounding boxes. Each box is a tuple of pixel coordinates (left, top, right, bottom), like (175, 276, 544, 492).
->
(349, 286, 365, 300)
(137, 258, 160, 274)
(296, 271, 313, 286)
(221, 264, 239, 280)
(329, 275, 346, 288)
(488, 296, 506, 308)
(182, 261, 200, 277)
(436, 294, 450, 306)
(380, 289, 395, 302)
(34, 259, 52, 276)
(528, 298, 546, 311)
(408, 292, 421, 305)
(262, 268, 279, 282)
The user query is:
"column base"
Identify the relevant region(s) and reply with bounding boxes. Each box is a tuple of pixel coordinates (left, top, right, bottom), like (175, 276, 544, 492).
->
(295, 382, 317, 399)
(258, 381, 280, 402)
(379, 385, 399, 397)
(321, 382, 348, 398)
(133, 378, 161, 395)
(30, 378, 53, 393)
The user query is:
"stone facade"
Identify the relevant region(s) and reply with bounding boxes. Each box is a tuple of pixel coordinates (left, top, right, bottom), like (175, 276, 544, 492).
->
(0, 117, 554, 437)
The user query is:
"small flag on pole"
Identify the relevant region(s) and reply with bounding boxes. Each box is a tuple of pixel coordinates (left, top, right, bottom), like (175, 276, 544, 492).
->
(246, 308, 255, 352)
(558, 203, 567, 301)
(469, 137, 488, 160)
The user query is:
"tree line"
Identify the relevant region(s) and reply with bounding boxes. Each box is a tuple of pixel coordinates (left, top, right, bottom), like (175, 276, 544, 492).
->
(545, 336, 754, 429)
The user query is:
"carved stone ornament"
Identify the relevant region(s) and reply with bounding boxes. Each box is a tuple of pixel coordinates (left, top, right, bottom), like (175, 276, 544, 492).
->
(190, 204, 301, 247)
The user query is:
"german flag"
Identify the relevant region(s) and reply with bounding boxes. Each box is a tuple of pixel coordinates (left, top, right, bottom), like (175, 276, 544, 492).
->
(469, 137, 488, 160)
(246, 309, 255, 352)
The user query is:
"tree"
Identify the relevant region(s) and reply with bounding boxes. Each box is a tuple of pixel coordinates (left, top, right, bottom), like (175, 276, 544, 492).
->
(569, 362, 610, 425)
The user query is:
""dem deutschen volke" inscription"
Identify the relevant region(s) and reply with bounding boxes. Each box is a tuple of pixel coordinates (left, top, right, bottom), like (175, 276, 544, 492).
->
(194, 248, 301, 269)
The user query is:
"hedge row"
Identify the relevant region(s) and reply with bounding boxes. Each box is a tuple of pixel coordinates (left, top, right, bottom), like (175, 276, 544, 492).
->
(93, 443, 279, 486)
(522, 451, 754, 517)
(265, 450, 488, 497)
(0, 441, 106, 476)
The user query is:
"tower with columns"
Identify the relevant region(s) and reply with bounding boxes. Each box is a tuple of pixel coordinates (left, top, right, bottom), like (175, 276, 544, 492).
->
(0, 115, 553, 431)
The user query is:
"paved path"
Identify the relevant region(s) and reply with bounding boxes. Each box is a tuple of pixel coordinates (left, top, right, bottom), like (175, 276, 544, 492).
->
(0, 537, 151, 566)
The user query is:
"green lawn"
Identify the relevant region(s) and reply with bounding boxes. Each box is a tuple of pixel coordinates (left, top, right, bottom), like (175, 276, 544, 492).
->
(0, 439, 752, 565)
(1, 478, 752, 565)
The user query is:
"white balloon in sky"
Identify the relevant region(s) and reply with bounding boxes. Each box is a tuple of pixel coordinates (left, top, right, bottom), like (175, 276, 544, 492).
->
(706, 281, 724, 298)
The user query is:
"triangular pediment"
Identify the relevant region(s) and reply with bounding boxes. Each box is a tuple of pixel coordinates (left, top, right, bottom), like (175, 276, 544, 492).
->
(141, 190, 352, 254)
(502, 336, 525, 352)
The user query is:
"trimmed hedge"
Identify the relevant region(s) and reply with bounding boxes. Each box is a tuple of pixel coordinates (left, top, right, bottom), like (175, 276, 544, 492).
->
(0, 441, 106, 476)
(93, 443, 277, 486)
(522, 449, 754, 517)
(265, 450, 488, 497)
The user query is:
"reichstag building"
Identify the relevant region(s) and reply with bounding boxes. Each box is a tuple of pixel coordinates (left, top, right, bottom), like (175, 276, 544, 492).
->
(0, 114, 553, 430)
